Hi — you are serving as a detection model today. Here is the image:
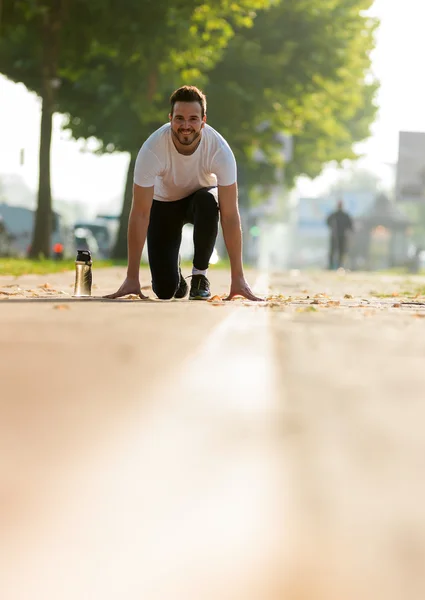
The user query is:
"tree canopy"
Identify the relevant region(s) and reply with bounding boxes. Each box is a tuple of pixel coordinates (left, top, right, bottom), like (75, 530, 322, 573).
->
(205, 0, 378, 189)
(0, 0, 270, 255)
(0, 0, 379, 257)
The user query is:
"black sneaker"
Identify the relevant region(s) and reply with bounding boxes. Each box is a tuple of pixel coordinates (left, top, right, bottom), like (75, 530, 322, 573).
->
(174, 270, 188, 299)
(189, 274, 211, 300)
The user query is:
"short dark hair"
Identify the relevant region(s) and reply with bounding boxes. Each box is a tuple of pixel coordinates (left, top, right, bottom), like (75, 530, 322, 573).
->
(170, 86, 207, 118)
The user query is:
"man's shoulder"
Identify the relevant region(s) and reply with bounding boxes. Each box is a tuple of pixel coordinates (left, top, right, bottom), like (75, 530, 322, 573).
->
(204, 124, 232, 149)
(143, 123, 170, 152)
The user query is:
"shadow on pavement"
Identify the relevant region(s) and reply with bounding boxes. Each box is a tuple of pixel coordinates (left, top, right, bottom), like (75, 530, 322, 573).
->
(0, 296, 157, 303)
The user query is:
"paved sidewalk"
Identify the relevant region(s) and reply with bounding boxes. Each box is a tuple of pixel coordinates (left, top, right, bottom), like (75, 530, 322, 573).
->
(1, 267, 425, 599)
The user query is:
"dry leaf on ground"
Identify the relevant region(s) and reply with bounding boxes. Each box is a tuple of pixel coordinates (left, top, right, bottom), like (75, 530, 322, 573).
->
(53, 304, 70, 310)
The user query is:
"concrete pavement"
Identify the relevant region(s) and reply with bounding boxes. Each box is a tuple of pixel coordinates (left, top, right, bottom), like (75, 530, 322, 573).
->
(1, 266, 425, 599)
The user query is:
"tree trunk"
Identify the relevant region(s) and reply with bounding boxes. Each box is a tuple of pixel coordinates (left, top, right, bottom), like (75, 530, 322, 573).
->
(30, 90, 54, 258)
(112, 153, 137, 259)
(30, 1, 64, 258)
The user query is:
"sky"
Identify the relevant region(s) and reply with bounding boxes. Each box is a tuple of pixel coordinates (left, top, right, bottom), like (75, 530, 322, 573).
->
(0, 0, 424, 215)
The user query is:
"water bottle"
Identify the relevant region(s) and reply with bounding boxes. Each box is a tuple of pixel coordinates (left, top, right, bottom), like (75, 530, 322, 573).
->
(73, 250, 92, 297)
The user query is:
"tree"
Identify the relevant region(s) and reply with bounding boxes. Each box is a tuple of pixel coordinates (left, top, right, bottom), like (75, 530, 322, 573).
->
(54, 0, 272, 257)
(1, 0, 270, 257)
(204, 0, 378, 198)
(326, 166, 386, 196)
(0, 0, 129, 256)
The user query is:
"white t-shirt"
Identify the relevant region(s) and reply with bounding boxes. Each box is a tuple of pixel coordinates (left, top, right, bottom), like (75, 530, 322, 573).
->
(133, 123, 237, 202)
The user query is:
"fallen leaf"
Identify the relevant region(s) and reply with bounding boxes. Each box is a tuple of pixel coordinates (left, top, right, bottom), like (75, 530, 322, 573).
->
(344, 294, 353, 299)
(413, 313, 425, 319)
(208, 295, 223, 302)
(393, 303, 401, 308)
(53, 304, 70, 310)
(39, 283, 52, 290)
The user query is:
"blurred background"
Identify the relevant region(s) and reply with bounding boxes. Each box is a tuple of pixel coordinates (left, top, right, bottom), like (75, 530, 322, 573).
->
(0, 0, 423, 272)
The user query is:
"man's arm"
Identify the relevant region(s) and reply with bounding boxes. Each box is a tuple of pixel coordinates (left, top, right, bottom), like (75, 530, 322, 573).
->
(218, 183, 263, 301)
(104, 184, 154, 299)
(127, 184, 154, 277)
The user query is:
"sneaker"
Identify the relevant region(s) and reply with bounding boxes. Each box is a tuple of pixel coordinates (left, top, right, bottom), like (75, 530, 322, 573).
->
(189, 274, 211, 300)
(174, 270, 188, 299)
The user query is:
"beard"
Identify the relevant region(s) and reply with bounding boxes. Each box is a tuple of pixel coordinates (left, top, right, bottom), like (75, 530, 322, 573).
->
(173, 127, 201, 146)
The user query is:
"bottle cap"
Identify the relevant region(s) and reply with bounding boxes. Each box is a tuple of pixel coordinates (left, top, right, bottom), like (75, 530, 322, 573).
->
(76, 250, 92, 262)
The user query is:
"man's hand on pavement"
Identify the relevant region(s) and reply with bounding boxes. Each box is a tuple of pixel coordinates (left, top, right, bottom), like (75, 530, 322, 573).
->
(103, 277, 148, 300)
(225, 276, 264, 302)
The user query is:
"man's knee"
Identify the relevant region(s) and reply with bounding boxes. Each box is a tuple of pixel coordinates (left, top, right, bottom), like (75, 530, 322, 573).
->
(152, 280, 178, 300)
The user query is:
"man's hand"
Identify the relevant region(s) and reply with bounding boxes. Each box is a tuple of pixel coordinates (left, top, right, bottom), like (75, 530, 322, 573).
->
(103, 277, 148, 300)
(225, 276, 264, 302)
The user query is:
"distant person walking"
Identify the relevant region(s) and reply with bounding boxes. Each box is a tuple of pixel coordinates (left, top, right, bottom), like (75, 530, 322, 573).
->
(326, 200, 353, 269)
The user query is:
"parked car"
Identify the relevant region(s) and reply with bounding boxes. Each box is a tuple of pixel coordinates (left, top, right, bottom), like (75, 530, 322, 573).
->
(73, 220, 112, 258)
(0, 215, 14, 257)
(74, 227, 100, 257)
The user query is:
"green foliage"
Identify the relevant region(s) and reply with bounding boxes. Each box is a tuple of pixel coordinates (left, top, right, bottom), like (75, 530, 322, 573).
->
(205, 0, 379, 190)
(0, 0, 270, 255)
(0, 0, 379, 254)
(56, 0, 271, 155)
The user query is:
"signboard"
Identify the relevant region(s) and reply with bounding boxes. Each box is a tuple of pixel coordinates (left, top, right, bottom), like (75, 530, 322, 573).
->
(396, 131, 425, 202)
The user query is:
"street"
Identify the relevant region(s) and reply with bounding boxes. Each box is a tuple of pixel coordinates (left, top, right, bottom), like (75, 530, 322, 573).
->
(1, 266, 425, 599)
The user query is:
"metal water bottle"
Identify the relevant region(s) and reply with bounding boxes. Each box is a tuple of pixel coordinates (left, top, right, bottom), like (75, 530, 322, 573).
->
(73, 250, 92, 297)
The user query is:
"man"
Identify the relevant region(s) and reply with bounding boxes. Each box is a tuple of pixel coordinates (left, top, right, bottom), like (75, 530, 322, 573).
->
(106, 85, 261, 302)
(326, 199, 353, 270)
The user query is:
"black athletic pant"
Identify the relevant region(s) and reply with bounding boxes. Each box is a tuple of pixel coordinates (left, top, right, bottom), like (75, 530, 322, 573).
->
(329, 235, 347, 269)
(147, 187, 219, 299)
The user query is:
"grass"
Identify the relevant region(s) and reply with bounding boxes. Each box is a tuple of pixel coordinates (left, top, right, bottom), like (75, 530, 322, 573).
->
(0, 258, 128, 277)
(0, 257, 231, 277)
